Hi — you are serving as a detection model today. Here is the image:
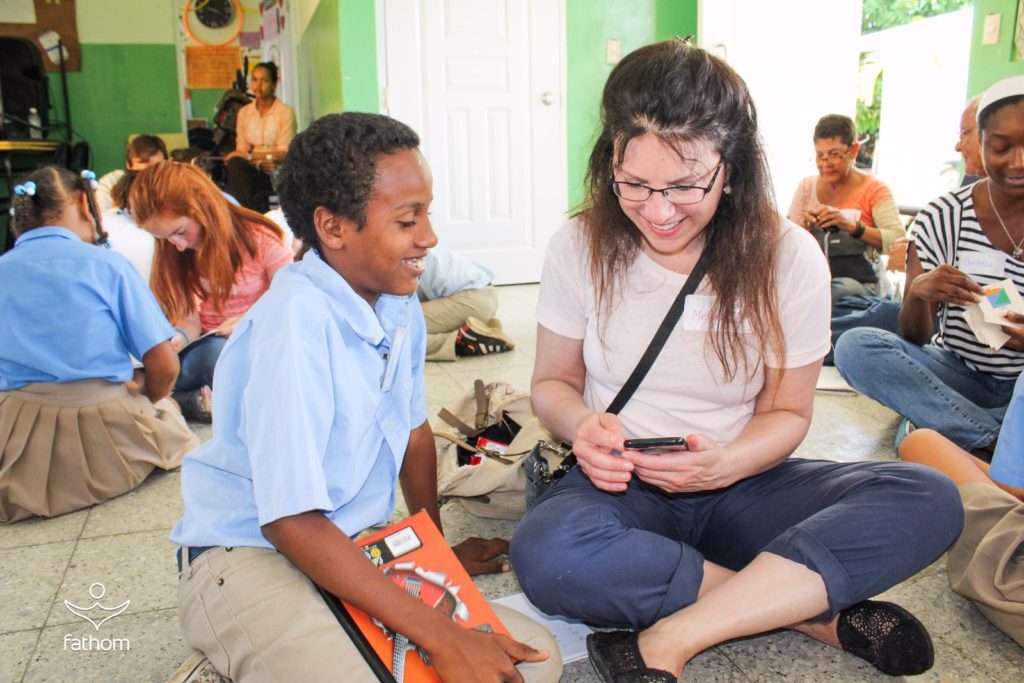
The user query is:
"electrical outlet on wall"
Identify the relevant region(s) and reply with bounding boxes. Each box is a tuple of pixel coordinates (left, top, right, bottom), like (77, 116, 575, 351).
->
(983, 13, 1002, 45)
(606, 38, 622, 65)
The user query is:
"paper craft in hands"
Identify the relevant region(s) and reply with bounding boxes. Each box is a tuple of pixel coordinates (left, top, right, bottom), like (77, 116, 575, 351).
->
(963, 278, 1024, 350)
(978, 279, 1024, 327)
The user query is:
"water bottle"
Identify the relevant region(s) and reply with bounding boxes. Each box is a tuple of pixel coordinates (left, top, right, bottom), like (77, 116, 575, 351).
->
(27, 108, 42, 139)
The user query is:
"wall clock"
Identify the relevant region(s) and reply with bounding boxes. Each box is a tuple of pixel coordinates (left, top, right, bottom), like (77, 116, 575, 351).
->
(183, 0, 244, 47)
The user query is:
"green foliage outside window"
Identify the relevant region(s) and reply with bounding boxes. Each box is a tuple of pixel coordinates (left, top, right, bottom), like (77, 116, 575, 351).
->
(862, 0, 973, 35)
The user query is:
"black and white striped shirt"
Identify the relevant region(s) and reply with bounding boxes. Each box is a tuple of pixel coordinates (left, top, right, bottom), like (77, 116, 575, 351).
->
(910, 183, 1024, 379)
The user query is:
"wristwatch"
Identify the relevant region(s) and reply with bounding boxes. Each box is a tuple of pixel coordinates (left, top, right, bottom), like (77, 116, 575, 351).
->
(851, 222, 866, 240)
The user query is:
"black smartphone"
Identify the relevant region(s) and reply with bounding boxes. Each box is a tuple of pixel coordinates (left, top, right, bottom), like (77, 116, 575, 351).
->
(622, 436, 689, 454)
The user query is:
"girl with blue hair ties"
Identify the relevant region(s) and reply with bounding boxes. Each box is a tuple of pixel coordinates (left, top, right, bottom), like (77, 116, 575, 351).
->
(0, 166, 198, 523)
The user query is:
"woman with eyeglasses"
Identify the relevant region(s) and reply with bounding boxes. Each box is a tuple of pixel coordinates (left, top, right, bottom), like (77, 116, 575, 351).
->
(510, 40, 962, 681)
(787, 115, 905, 304)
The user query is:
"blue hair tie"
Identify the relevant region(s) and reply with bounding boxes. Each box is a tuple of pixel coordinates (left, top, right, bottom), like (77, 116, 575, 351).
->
(14, 181, 36, 196)
(80, 169, 98, 189)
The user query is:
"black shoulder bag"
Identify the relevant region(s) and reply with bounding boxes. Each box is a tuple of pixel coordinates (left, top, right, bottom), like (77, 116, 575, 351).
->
(524, 249, 711, 507)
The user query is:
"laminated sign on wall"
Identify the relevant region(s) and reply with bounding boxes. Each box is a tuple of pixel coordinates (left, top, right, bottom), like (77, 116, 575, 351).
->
(185, 45, 242, 89)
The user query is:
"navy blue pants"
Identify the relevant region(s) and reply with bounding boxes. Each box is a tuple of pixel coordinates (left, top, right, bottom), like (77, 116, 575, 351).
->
(174, 334, 227, 393)
(510, 459, 962, 629)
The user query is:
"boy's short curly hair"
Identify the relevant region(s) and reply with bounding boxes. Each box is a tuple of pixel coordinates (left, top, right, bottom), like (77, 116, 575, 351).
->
(277, 113, 420, 251)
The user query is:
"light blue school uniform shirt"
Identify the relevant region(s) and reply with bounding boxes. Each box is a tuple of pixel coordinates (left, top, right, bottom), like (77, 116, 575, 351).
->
(990, 372, 1024, 489)
(0, 227, 174, 390)
(170, 248, 428, 548)
(415, 246, 493, 301)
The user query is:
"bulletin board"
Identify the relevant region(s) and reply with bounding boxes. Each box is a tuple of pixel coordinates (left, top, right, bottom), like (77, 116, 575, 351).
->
(185, 45, 243, 89)
(0, 0, 81, 71)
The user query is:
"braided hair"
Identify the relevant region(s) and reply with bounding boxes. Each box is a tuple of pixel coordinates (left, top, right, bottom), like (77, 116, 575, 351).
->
(10, 166, 108, 245)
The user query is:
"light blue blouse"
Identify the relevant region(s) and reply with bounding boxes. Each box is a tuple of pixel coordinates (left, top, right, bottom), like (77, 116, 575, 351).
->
(415, 245, 493, 301)
(990, 371, 1024, 489)
(0, 227, 173, 389)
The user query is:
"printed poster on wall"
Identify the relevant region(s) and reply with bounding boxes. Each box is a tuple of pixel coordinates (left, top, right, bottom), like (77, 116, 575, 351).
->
(185, 45, 243, 89)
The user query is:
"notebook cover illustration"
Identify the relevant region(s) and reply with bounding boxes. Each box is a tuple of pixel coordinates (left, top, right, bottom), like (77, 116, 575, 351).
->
(319, 510, 509, 683)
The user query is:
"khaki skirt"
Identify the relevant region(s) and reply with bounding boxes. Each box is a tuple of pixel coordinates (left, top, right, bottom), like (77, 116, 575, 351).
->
(0, 379, 199, 524)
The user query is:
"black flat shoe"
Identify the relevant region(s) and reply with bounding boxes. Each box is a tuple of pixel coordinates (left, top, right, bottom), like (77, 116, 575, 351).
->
(174, 388, 212, 423)
(586, 631, 677, 683)
(837, 600, 934, 676)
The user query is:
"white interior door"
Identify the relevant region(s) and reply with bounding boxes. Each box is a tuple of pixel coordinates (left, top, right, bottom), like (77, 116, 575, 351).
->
(378, 0, 567, 284)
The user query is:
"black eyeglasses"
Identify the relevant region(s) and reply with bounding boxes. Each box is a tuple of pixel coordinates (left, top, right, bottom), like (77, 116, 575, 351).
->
(815, 148, 851, 163)
(611, 161, 723, 205)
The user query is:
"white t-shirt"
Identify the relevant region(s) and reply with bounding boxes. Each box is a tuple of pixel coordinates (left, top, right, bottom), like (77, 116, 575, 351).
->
(103, 208, 155, 285)
(263, 208, 297, 248)
(536, 217, 831, 445)
(95, 170, 124, 213)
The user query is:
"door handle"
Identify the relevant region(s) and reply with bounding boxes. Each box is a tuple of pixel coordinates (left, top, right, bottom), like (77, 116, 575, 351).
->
(540, 91, 555, 106)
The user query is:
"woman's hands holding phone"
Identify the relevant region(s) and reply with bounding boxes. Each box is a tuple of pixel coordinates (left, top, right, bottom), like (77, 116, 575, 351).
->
(573, 413, 742, 493)
(623, 433, 738, 493)
(571, 412, 633, 492)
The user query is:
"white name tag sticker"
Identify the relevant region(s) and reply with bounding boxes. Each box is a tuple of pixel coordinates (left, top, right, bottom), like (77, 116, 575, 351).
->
(681, 295, 753, 333)
(960, 251, 1005, 278)
(384, 527, 422, 557)
(682, 294, 713, 331)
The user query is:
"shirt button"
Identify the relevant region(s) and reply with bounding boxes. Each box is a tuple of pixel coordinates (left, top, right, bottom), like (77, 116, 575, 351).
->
(385, 420, 395, 431)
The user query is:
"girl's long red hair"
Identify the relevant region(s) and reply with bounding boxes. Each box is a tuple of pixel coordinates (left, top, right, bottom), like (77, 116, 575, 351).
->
(129, 162, 283, 324)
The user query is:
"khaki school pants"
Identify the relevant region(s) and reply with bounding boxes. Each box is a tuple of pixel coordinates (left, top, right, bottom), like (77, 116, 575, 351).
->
(422, 287, 499, 362)
(179, 546, 562, 682)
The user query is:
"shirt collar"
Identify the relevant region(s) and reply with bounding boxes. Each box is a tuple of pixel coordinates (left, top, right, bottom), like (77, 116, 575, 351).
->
(14, 226, 81, 247)
(297, 249, 412, 345)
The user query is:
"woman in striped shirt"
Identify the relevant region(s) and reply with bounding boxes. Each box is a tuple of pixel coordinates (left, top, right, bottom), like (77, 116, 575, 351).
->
(836, 76, 1024, 453)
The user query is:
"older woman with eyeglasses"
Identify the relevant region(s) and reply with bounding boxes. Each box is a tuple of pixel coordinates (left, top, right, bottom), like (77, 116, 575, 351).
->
(787, 114, 905, 304)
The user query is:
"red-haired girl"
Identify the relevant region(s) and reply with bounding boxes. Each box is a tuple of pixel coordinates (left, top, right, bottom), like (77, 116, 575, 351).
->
(130, 162, 292, 421)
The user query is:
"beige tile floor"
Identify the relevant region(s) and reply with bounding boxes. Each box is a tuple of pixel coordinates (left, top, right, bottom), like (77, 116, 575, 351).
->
(2, 284, 1021, 682)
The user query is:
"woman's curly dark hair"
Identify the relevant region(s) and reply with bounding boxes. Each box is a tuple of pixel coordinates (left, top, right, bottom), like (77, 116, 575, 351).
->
(277, 113, 420, 252)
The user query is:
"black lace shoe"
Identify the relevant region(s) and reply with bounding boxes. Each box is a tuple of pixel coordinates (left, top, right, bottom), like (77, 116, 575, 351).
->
(586, 631, 677, 683)
(837, 600, 934, 676)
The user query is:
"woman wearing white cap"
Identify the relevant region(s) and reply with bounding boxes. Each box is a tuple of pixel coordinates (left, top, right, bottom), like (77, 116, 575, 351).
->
(837, 75, 1024, 454)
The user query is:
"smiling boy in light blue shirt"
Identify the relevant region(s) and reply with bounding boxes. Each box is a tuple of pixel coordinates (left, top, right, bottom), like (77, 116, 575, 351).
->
(171, 113, 559, 683)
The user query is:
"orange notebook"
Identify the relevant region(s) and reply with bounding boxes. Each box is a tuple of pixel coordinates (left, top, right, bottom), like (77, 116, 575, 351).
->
(317, 510, 510, 683)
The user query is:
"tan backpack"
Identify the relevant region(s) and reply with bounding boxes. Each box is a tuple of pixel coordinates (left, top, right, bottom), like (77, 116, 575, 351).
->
(434, 380, 554, 519)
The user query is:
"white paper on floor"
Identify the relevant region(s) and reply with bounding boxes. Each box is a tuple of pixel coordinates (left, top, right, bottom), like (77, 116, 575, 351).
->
(816, 366, 856, 396)
(493, 592, 593, 664)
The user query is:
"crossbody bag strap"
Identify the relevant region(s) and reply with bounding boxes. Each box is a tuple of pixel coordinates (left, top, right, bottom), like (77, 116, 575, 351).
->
(605, 248, 710, 415)
(540, 248, 711, 483)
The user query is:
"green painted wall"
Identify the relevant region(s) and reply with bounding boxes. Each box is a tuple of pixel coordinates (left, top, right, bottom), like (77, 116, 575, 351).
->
(655, 0, 698, 42)
(339, 0, 380, 113)
(190, 89, 226, 124)
(49, 44, 181, 175)
(296, 0, 344, 129)
(968, 0, 1024, 96)
(564, 0, 697, 209)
